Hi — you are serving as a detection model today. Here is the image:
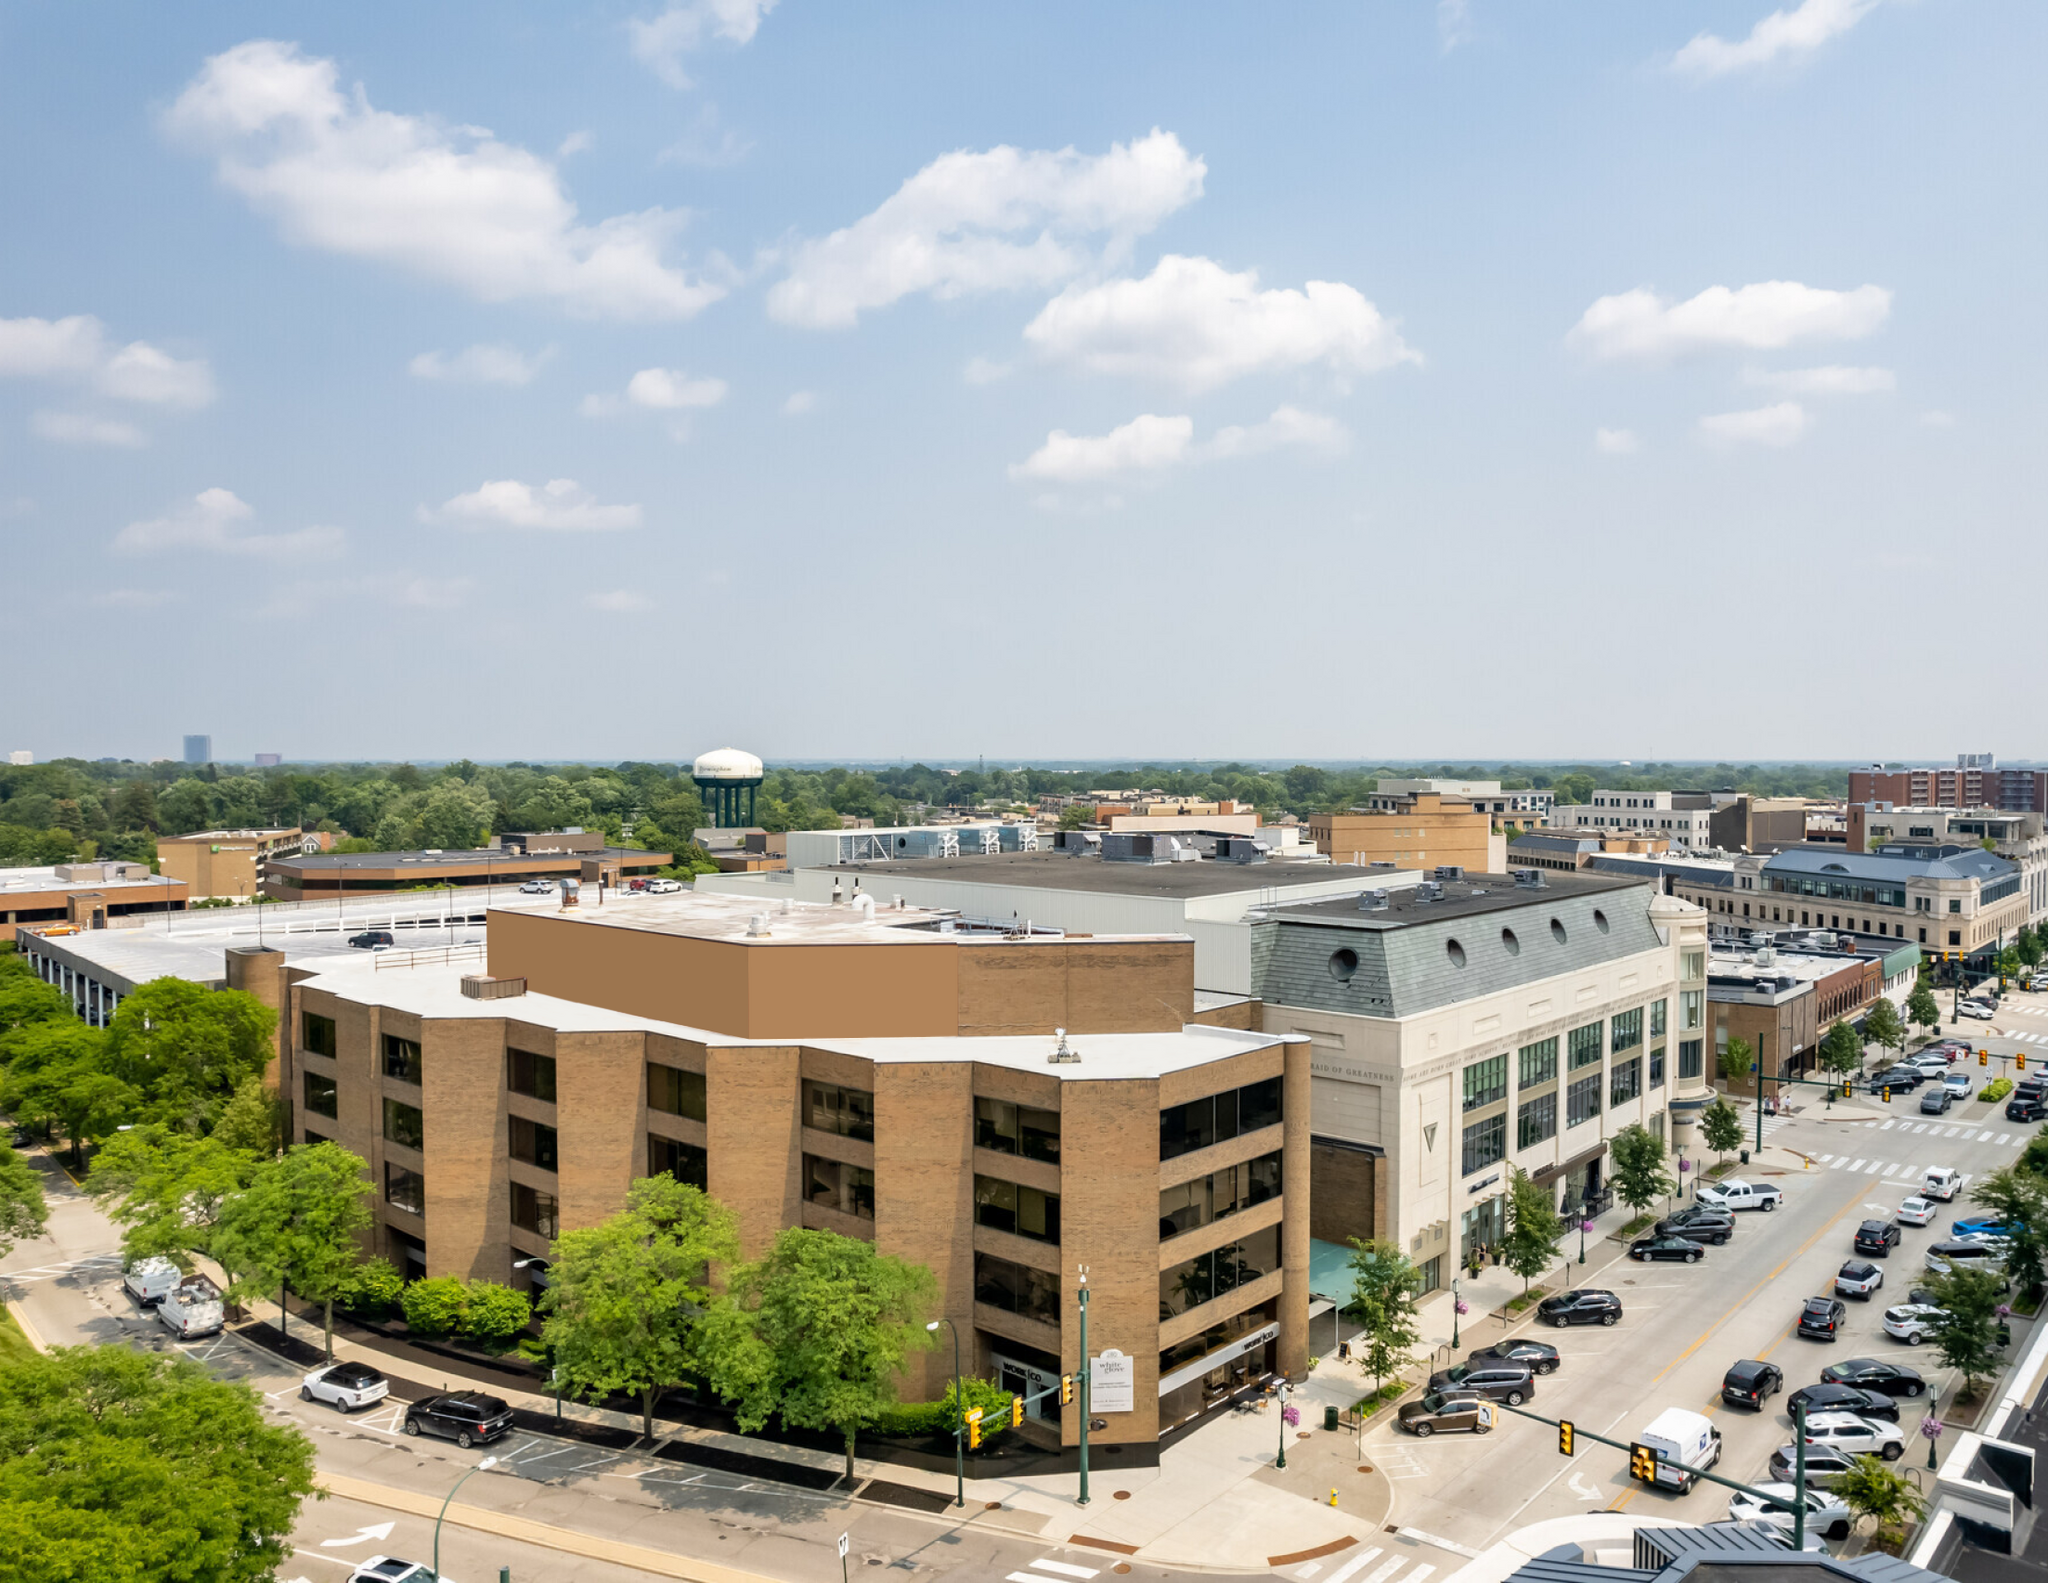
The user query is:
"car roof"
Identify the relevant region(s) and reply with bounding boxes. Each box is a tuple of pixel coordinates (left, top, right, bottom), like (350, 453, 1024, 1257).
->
(1726, 1360, 1772, 1378)
(1859, 1219, 1891, 1229)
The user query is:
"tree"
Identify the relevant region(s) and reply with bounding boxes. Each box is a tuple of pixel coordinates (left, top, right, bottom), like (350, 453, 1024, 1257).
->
(1501, 1165, 1563, 1295)
(1999, 946, 2023, 982)
(1906, 983, 1943, 1035)
(0, 1141, 48, 1257)
(214, 1143, 373, 1361)
(697, 1226, 937, 1484)
(1057, 805, 1092, 831)
(1700, 1098, 1744, 1164)
(1820, 1019, 1864, 1079)
(1831, 1452, 1928, 1544)
(1718, 1034, 1753, 1086)
(0, 1344, 317, 1583)
(460, 1280, 532, 1342)
(103, 980, 276, 1131)
(9, 1061, 140, 1168)
(210, 1077, 284, 1157)
(1924, 1266, 2005, 1398)
(2019, 926, 2043, 970)
(542, 1174, 740, 1442)
(1967, 1166, 2048, 1299)
(1608, 1124, 1675, 1217)
(1862, 998, 1904, 1063)
(85, 1126, 256, 1266)
(1346, 1238, 1424, 1399)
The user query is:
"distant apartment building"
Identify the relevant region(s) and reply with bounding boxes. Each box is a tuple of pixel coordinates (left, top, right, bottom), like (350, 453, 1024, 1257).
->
(1309, 792, 1505, 872)
(262, 838, 670, 900)
(1368, 779, 1554, 822)
(158, 827, 310, 899)
(1850, 804, 2048, 927)
(8, 750, 31, 766)
(254, 753, 282, 768)
(1851, 757, 2048, 815)
(182, 735, 212, 765)
(1549, 790, 1716, 849)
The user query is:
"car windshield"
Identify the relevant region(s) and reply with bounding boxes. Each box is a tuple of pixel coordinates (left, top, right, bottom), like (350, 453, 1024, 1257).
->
(1419, 1392, 1454, 1412)
(1439, 1365, 1469, 1382)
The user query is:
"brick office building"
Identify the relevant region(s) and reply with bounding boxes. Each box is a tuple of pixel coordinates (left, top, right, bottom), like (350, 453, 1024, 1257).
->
(267, 892, 1310, 1456)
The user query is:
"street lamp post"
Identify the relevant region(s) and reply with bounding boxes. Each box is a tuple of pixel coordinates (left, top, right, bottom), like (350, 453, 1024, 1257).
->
(434, 1455, 498, 1581)
(1450, 1277, 1461, 1350)
(1923, 1413, 1945, 1471)
(925, 1317, 964, 1508)
(1276, 1381, 1290, 1470)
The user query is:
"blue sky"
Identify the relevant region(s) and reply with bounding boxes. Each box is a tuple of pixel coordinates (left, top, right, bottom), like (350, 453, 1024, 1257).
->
(3, 1, 2041, 765)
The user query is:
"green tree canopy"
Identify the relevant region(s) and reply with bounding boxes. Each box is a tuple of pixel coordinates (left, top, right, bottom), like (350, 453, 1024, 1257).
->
(1718, 1034, 1753, 1085)
(210, 1077, 284, 1157)
(1831, 1452, 1928, 1541)
(1906, 984, 1943, 1034)
(1820, 1020, 1864, 1077)
(86, 1125, 258, 1267)
(1924, 1266, 2005, 1396)
(0, 1141, 48, 1257)
(1861, 998, 1904, 1059)
(103, 980, 276, 1131)
(214, 1142, 373, 1360)
(1700, 1098, 1744, 1162)
(1967, 1165, 2048, 1299)
(1502, 1165, 1562, 1294)
(1608, 1124, 1675, 1215)
(1347, 1238, 1424, 1397)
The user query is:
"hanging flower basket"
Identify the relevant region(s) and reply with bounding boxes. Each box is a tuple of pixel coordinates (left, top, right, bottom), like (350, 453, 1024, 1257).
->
(1282, 1404, 1301, 1427)
(1920, 1417, 1945, 1441)
(1454, 1298, 1470, 1316)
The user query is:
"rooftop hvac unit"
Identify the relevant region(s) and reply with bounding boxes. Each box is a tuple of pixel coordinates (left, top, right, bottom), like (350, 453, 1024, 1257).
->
(1358, 889, 1389, 912)
(1102, 833, 1169, 864)
(1433, 865, 1466, 881)
(977, 826, 1001, 855)
(1512, 868, 1544, 888)
(1417, 880, 1444, 901)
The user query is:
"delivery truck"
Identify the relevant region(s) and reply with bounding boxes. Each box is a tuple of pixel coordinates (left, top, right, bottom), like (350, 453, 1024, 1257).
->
(1638, 1407, 1722, 1493)
(156, 1272, 225, 1339)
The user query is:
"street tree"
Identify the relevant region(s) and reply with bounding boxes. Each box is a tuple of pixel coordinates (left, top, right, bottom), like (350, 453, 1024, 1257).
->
(1820, 1019, 1865, 1080)
(9, 1060, 140, 1168)
(0, 1141, 48, 1257)
(541, 1173, 740, 1442)
(1906, 983, 1943, 1035)
(86, 1125, 257, 1267)
(1862, 998, 1905, 1063)
(2018, 926, 2043, 970)
(1608, 1124, 1675, 1218)
(1925, 1266, 2006, 1398)
(0, 1343, 317, 1583)
(697, 1226, 937, 1484)
(1999, 946, 2023, 982)
(1967, 1166, 2048, 1300)
(1831, 1452, 1928, 1545)
(1347, 1237, 1424, 1400)
(214, 1142, 373, 1360)
(1718, 1035, 1753, 1087)
(1700, 1098, 1744, 1165)
(103, 979, 275, 1131)
(1502, 1165, 1563, 1295)
(210, 1076, 284, 1157)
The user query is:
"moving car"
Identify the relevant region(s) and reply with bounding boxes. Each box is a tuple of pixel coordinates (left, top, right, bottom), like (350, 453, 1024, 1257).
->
(301, 1360, 390, 1412)
(347, 1562, 442, 1583)
(1654, 1214, 1733, 1246)
(1952, 1215, 2018, 1239)
(1768, 1443, 1860, 1488)
(403, 1391, 513, 1449)
(1465, 1339, 1560, 1375)
(1537, 1289, 1622, 1328)
(1920, 1087, 1953, 1115)
(123, 1255, 181, 1307)
(1800, 1410, 1906, 1460)
(1926, 1239, 2006, 1277)
(2009, 1092, 2047, 1123)
(1797, 1296, 1847, 1339)
(1896, 1196, 1938, 1227)
(1882, 1303, 1948, 1346)
(347, 929, 395, 949)
(1629, 1235, 1705, 1264)
(1425, 1361, 1535, 1405)
(1834, 1260, 1885, 1300)
(1398, 1391, 1495, 1437)
(1959, 1000, 1995, 1020)
(645, 877, 684, 894)
(1720, 1359, 1783, 1409)
(1786, 1382, 1902, 1422)
(1696, 1179, 1783, 1213)
(1726, 1483, 1852, 1543)
(1853, 1220, 1902, 1256)
(1636, 1407, 1722, 1492)
(1820, 1358, 1926, 1397)
(1868, 1067, 1926, 1093)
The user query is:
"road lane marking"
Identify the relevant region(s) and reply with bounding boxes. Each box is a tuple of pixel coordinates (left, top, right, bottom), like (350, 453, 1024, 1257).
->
(1028, 1563, 1100, 1579)
(1406, 1568, 1436, 1583)
(1396, 1530, 1478, 1560)
(1850, 1160, 1867, 1172)
(1880, 1120, 1896, 1130)
(1322, 1550, 1383, 1583)
(1360, 1556, 1408, 1583)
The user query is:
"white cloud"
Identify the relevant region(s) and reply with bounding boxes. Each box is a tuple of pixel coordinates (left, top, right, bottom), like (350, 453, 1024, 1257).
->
(166, 41, 723, 321)
(408, 344, 548, 386)
(1439, 0, 1476, 51)
(392, 577, 473, 609)
(32, 411, 148, 448)
(766, 129, 1205, 329)
(92, 589, 181, 609)
(1920, 409, 1958, 428)
(1024, 254, 1418, 393)
(585, 589, 655, 612)
(626, 367, 728, 409)
(781, 390, 816, 415)
(1672, 0, 1878, 77)
(629, 0, 776, 89)
(557, 130, 595, 159)
(1698, 401, 1809, 447)
(1594, 427, 1640, 454)
(658, 106, 754, 169)
(0, 314, 214, 407)
(426, 478, 641, 532)
(1745, 363, 1894, 395)
(113, 487, 347, 557)
(963, 356, 1012, 386)
(1570, 281, 1890, 360)
(1008, 405, 1345, 483)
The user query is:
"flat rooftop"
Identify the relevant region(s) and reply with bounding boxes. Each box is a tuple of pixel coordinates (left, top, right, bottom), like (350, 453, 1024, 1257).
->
(0, 866, 182, 895)
(822, 849, 1391, 899)
(273, 846, 661, 870)
(1263, 869, 1644, 929)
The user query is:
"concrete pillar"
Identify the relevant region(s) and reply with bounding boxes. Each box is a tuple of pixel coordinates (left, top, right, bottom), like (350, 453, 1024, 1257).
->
(1279, 1038, 1312, 1380)
(225, 945, 288, 1087)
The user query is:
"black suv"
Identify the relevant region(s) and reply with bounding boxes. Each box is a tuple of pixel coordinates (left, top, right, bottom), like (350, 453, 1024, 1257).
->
(1654, 1213, 1733, 1246)
(348, 929, 396, 949)
(1797, 1296, 1847, 1340)
(1424, 1360, 1536, 1405)
(1537, 1289, 1622, 1328)
(403, 1391, 513, 1448)
(1820, 1358, 1926, 1398)
(1466, 1339, 1560, 1375)
(1721, 1359, 1783, 1409)
(1868, 1066, 1925, 1093)
(1854, 1219, 1902, 1257)
(1786, 1381, 1901, 1422)
(2010, 1091, 2047, 1123)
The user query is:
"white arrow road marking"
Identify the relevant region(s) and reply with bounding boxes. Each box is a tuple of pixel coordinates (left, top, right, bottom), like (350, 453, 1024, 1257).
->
(319, 1522, 394, 1547)
(1568, 1471, 1604, 1501)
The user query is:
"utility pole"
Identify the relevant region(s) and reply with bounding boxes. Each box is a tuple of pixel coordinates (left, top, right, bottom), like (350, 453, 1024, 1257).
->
(1076, 1267, 1091, 1506)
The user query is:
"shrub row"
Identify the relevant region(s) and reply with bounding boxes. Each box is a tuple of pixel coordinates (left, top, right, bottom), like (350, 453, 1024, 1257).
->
(334, 1259, 531, 1341)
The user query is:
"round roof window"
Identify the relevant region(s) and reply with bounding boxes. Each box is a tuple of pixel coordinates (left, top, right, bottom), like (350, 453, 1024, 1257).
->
(1551, 917, 1568, 944)
(1594, 908, 1610, 934)
(1447, 938, 1467, 968)
(1501, 927, 1520, 955)
(1328, 947, 1359, 983)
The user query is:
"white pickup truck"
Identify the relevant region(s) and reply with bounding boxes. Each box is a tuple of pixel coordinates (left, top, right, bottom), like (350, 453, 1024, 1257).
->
(156, 1273, 225, 1339)
(1696, 1178, 1783, 1213)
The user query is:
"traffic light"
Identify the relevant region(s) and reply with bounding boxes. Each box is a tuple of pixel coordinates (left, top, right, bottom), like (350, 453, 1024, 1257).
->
(1882, 1086, 1892, 1103)
(2020, 1053, 2029, 1072)
(1558, 1420, 1575, 1456)
(965, 1406, 984, 1448)
(1629, 1442, 1659, 1483)
(1842, 1080, 1853, 1098)
(1982, 1050, 1990, 1067)
(1010, 1395, 1024, 1429)
(1059, 1375, 1075, 1406)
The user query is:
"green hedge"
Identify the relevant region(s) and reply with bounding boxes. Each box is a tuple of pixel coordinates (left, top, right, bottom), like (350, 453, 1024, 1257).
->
(395, 1275, 532, 1340)
(337, 1258, 405, 1317)
(1983, 1077, 2014, 1103)
(872, 1376, 1023, 1440)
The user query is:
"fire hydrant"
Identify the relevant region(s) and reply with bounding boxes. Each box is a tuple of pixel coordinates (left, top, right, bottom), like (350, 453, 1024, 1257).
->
(1330, 1488, 1339, 1507)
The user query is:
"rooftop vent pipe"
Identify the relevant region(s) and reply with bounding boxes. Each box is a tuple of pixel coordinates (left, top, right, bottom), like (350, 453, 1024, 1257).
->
(747, 912, 770, 936)
(1048, 1027, 1081, 1064)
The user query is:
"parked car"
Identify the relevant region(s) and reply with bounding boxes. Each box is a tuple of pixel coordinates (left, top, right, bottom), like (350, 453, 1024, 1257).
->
(645, 877, 684, 894)
(1727, 1484, 1853, 1544)
(403, 1391, 513, 1449)
(1926, 1239, 2006, 1278)
(1630, 1235, 1706, 1264)
(1882, 1303, 1949, 1346)
(1721, 1359, 1784, 1409)
(1896, 1196, 1938, 1227)
(517, 880, 553, 895)
(1800, 1409, 1906, 1460)
(1768, 1442, 1860, 1488)
(1697, 1179, 1783, 1213)
(347, 929, 395, 949)
(1538, 1289, 1623, 1327)
(1853, 1220, 1902, 1257)
(1952, 1215, 2019, 1240)
(1466, 1339, 1560, 1375)
(123, 1255, 181, 1307)
(1787, 1382, 1902, 1422)
(2009, 1093, 2047, 1123)
(1868, 1066, 1927, 1093)
(1398, 1391, 1496, 1437)
(1820, 1358, 1926, 1398)
(347, 1562, 440, 1583)
(625, 878, 648, 892)
(1654, 1214, 1733, 1246)
(157, 1273, 224, 1339)
(1959, 1001, 1995, 1021)
(301, 1360, 390, 1413)
(1835, 1260, 1885, 1300)
(1425, 1361, 1535, 1406)
(1797, 1296, 1848, 1340)
(1905, 1049, 1955, 1071)
(1944, 1072, 1974, 1098)
(1920, 1087, 1953, 1115)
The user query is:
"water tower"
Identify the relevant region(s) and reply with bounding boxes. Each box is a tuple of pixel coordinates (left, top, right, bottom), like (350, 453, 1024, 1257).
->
(692, 747, 765, 828)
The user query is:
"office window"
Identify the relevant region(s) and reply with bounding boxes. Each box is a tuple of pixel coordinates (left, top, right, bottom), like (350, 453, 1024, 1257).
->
(974, 1176, 1061, 1243)
(803, 1155, 875, 1220)
(1462, 1113, 1507, 1175)
(509, 1115, 558, 1172)
(974, 1252, 1059, 1326)
(1949, 930, 1961, 947)
(509, 1049, 556, 1103)
(382, 1033, 422, 1086)
(1566, 1074, 1601, 1127)
(1683, 950, 1705, 980)
(1157, 1223, 1281, 1318)
(1949, 899, 1962, 914)
(1610, 1057, 1641, 1107)
(1518, 1037, 1557, 1087)
(1649, 1000, 1667, 1039)
(510, 1181, 558, 1239)
(1517, 1093, 1556, 1149)
(648, 1064, 708, 1123)
(975, 1097, 1061, 1162)
(1610, 1008, 1643, 1054)
(385, 1163, 425, 1216)
(302, 1012, 336, 1057)
(1649, 1046, 1666, 1089)
(1681, 990, 1704, 1031)
(1159, 1151, 1282, 1238)
(648, 1133, 707, 1188)
(302, 1071, 337, 1120)
(1679, 1039, 1704, 1080)
(302, 1127, 330, 1148)
(1159, 1076, 1282, 1161)
(383, 1097, 424, 1151)
(1462, 1055, 1507, 1111)
(805, 1081, 875, 1142)
(1568, 1022, 1603, 1070)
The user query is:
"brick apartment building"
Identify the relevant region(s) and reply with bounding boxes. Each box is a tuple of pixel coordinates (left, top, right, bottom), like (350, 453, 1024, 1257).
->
(1852, 757, 2048, 815)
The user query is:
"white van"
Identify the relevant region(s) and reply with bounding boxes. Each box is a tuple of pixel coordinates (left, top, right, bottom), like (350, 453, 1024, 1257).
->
(1923, 1168, 1962, 1202)
(157, 1273, 225, 1339)
(1638, 1407, 1722, 1492)
(123, 1256, 182, 1307)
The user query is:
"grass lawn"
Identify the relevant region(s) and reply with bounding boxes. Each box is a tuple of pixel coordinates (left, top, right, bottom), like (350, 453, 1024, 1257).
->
(0, 1304, 41, 1367)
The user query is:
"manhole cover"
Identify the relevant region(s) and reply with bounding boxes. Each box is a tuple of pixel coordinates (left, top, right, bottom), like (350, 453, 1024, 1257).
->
(1358, 1464, 1374, 1473)
(1298, 1432, 1312, 1440)
(1113, 1567, 1132, 1575)
(1113, 1490, 1131, 1500)
(984, 1501, 1002, 1510)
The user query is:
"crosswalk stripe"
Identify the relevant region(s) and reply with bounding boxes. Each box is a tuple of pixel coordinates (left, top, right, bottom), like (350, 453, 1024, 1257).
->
(1882, 1162, 1905, 1176)
(1976, 1131, 1992, 1142)
(1406, 1569, 1436, 1583)
(1323, 1547, 1385, 1583)
(1830, 1157, 1848, 1170)
(1880, 1118, 1896, 1130)
(1998, 1132, 2013, 1145)
(1865, 1161, 1883, 1174)
(1817, 1154, 1834, 1164)
(1850, 1159, 1867, 1172)
(1359, 1558, 1407, 1583)
(1029, 1565, 1101, 1580)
